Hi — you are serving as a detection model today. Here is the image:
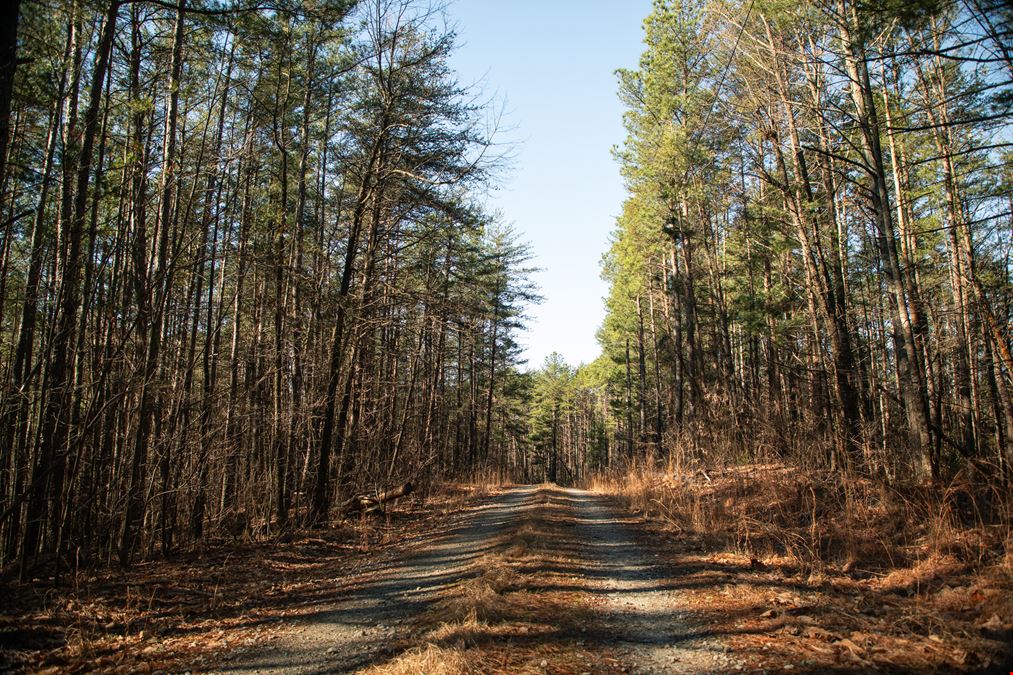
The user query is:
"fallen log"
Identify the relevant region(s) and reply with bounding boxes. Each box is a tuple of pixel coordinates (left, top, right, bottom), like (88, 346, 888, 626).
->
(341, 482, 413, 516)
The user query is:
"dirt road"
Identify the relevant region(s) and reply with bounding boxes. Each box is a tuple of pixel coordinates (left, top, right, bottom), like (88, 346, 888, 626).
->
(214, 485, 731, 674)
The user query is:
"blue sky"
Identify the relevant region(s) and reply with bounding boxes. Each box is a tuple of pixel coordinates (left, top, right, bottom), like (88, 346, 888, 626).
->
(447, 0, 652, 369)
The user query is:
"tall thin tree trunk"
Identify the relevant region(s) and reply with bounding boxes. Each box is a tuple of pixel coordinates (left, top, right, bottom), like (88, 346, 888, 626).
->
(21, 0, 119, 577)
(119, 0, 185, 566)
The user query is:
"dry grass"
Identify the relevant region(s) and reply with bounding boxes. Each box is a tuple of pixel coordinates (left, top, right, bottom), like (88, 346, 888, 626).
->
(592, 462, 1013, 672)
(429, 554, 521, 624)
(592, 463, 1012, 575)
(365, 643, 472, 675)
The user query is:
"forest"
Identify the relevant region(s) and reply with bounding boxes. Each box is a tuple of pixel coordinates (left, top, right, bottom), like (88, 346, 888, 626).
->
(0, 0, 545, 574)
(539, 0, 1013, 487)
(0, 0, 1011, 672)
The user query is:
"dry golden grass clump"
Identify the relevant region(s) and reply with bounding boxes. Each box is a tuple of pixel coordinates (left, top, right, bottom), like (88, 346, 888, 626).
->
(365, 643, 473, 675)
(405, 517, 544, 667)
(428, 554, 520, 624)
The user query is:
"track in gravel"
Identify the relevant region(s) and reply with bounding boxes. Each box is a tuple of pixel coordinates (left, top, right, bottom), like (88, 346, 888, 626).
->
(558, 487, 735, 673)
(215, 485, 728, 674)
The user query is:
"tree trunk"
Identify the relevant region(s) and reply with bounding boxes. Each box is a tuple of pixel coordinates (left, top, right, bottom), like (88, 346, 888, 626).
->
(119, 0, 185, 567)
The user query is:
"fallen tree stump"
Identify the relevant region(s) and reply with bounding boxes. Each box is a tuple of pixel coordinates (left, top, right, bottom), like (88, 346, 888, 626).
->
(341, 482, 413, 516)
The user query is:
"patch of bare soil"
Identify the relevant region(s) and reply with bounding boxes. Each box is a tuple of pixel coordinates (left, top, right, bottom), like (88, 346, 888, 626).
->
(598, 465, 1013, 674)
(0, 485, 485, 673)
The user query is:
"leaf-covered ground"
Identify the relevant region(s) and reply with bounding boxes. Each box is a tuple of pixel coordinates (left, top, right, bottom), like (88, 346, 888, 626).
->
(3, 477, 1011, 673)
(0, 486, 482, 673)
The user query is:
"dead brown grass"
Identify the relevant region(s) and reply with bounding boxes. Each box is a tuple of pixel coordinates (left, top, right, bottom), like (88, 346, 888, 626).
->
(367, 643, 473, 675)
(592, 462, 1013, 672)
(429, 554, 521, 624)
(593, 463, 1012, 573)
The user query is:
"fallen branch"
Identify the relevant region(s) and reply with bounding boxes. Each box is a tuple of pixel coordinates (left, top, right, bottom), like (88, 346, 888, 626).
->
(341, 482, 414, 516)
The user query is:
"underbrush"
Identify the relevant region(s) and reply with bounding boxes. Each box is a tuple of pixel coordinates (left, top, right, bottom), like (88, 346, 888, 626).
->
(592, 462, 1013, 671)
(594, 463, 1012, 577)
(595, 462, 1008, 579)
(0, 484, 481, 673)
